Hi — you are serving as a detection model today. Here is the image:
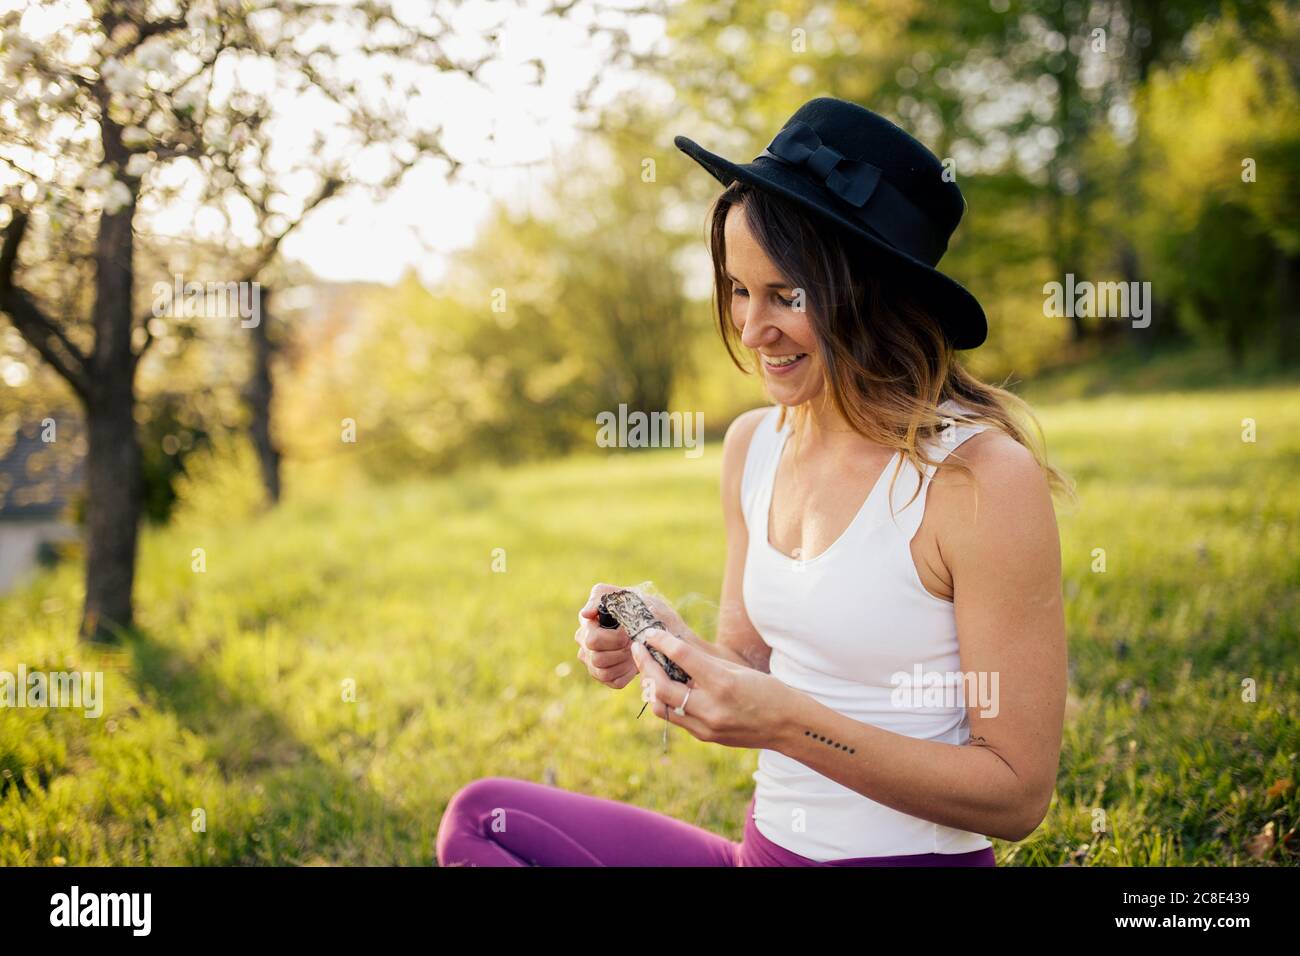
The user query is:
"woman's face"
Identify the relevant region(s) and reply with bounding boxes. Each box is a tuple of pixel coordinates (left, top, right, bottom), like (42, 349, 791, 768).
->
(724, 203, 822, 406)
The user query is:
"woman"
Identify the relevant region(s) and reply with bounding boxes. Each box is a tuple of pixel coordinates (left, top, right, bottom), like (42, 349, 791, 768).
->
(436, 97, 1069, 866)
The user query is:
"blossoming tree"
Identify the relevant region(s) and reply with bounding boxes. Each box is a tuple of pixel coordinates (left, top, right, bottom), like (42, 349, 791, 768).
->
(0, 0, 646, 640)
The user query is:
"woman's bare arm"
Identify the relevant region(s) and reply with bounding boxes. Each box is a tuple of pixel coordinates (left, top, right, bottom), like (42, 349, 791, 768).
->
(766, 431, 1067, 840)
(711, 408, 774, 673)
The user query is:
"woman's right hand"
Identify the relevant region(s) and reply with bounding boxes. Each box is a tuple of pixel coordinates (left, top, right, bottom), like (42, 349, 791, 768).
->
(575, 583, 702, 690)
(575, 583, 639, 690)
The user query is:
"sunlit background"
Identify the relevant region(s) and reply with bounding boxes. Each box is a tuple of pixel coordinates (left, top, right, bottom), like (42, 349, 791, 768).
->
(1, 0, 1297, 866)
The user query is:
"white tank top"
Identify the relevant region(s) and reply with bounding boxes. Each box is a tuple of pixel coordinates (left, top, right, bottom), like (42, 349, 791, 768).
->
(741, 399, 994, 860)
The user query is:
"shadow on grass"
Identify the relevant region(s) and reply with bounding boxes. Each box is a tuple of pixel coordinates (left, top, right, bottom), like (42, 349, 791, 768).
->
(124, 625, 431, 866)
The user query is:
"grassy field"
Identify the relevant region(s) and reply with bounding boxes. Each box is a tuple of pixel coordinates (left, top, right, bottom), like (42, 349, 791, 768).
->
(2, 378, 1298, 865)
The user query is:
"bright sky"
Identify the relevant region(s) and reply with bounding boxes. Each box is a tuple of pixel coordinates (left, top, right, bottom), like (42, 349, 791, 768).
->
(3, 0, 1096, 291)
(270, 0, 675, 288)
(2, 0, 674, 288)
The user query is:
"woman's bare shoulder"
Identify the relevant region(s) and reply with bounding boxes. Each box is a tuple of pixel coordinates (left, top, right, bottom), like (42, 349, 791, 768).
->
(944, 427, 1043, 482)
(930, 428, 1058, 541)
(724, 406, 773, 447)
(720, 406, 775, 498)
(722, 406, 773, 464)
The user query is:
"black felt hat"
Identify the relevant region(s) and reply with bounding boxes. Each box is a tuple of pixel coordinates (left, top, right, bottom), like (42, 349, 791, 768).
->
(674, 96, 987, 350)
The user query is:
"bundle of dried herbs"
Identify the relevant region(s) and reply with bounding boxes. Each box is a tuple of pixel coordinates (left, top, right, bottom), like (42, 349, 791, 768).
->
(598, 588, 692, 744)
(598, 589, 692, 684)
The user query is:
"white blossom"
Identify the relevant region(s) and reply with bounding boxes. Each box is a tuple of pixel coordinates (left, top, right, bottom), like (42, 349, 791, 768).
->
(121, 125, 152, 148)
(125, 153, 152, 178)
(145, 110, 170, 136)
(102, 179, 132, 214)
(110, 91, 143, 116)
(85, 166, 114, 190)
(204, 126, 230, 152)
(136, 41, 173, 74)
(102, 59, 145, 96)
(174, 85, 206, 111)
(187, 2, 225, 43)
(109, 22, 139, 48)
(7, 44, 34, 71)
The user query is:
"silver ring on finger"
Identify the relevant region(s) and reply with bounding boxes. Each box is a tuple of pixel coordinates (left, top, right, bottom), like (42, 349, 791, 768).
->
(673, 686, 691, 717)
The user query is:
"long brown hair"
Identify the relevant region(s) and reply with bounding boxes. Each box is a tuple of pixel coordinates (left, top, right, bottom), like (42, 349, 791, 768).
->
(708, 180, 1073, 512)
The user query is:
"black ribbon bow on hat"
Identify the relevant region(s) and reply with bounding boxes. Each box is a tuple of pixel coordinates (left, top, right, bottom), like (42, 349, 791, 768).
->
(673, 95, 987, 348)
(754, 119, 946, 266)
(758, 120, 882, 208)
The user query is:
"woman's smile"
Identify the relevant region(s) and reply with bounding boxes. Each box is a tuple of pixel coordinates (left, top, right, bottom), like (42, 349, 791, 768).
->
(761, 352, 808, 375)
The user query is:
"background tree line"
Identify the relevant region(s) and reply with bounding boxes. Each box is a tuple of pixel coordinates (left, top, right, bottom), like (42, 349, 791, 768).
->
(2, 0, 1297, 644)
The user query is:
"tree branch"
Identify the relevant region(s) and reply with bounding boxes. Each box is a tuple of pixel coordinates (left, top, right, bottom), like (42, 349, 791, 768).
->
(0, 210, 92, 400)
(128, 17, 189, 52)
(238, 175, 346, 284)
(130, 307, 157, 370)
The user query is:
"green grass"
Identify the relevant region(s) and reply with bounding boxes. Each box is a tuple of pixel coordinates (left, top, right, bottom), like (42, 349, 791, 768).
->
(2, 381, 1298, 865)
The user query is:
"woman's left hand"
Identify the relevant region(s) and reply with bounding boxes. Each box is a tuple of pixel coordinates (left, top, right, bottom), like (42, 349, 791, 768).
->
(631, 627, 793, 750)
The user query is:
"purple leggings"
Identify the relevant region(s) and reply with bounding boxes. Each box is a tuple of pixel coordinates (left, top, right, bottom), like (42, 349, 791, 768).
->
(435, 776, 996, 867)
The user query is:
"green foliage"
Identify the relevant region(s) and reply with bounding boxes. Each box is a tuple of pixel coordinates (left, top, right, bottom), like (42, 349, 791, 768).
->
(1170, 198, 1278, 358)
(136, 393, 219, 525)
(169, 429, 265, 530)
(1, 376, 1296, 865)
(1132, 2, 1300, 357)
(283, 114, 701, 480)
(661, 0, 1298, 371)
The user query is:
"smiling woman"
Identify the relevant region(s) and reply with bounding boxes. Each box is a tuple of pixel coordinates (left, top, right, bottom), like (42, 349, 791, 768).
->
(437, 96, 1072, 867)
(705, 178, 1069, 507)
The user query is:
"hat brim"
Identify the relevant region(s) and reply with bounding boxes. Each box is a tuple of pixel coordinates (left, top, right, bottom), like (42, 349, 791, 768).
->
(674, 134, 987, 350)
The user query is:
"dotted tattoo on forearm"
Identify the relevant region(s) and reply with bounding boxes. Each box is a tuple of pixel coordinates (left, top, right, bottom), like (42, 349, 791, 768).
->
(805, 730, 855, 754)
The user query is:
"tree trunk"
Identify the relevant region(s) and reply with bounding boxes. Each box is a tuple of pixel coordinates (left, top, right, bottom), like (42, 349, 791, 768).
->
(1047, 2, 1089, 345)
(81, 390, 142, 641)
(1120, 0, 1188, 350)
(81, 199, 143, 642)
(245, 284, 281, 503)
(1277, 247, 1300, 366)
(1225, 315, 1245, 367)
